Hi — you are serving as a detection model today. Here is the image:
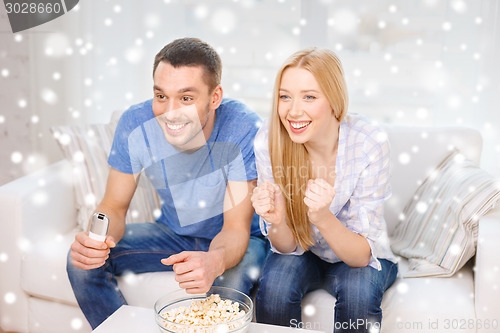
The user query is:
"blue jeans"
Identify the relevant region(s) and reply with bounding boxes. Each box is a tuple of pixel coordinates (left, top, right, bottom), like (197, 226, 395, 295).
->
(67, 222, 269, 329)
(256, 251, 398, 333)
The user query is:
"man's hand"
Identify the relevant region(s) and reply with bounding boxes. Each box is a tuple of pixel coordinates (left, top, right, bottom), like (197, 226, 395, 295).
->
(304, 178, 336, 227)
(70, 232, 116, 270)
(251, 181, 286, 225)
(161, 251, 225, 294)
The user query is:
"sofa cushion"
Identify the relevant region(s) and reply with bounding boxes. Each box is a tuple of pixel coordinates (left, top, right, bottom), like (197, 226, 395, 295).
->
(382, 126, 482, 235)
(50, 113, 160, 231)
(27, 297, 91, 333)
(391, 150, 500, 277)
(21, 231, 79, 305)
(301, 258, 476, 333)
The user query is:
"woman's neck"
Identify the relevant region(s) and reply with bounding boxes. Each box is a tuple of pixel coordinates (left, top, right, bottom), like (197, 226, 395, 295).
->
(304, 121, 340, 162)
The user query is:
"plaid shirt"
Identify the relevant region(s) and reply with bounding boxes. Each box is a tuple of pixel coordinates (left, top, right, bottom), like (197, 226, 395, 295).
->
(255, 114, 397, 271)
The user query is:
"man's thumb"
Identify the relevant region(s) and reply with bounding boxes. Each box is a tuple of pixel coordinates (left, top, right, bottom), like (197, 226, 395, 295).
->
(105, 236, 116, 248)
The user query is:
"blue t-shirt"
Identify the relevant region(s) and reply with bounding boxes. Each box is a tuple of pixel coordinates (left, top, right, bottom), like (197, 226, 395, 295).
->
(108, 98, 262, 239)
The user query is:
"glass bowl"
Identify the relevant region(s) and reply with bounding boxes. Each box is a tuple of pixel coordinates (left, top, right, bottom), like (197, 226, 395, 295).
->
(154, 286, 253, 333)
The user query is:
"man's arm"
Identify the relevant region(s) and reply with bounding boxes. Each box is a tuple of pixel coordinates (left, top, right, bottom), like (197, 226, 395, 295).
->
(209, 178, 255, 271)
(69, 167, 138, 270)
(162, 179, 256, 293)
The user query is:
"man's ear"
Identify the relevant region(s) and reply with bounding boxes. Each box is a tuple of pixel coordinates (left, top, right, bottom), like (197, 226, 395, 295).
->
(210, 85, 223, 110)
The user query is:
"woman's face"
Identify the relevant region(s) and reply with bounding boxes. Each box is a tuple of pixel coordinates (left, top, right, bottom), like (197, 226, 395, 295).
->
(278, 67, 338, 145)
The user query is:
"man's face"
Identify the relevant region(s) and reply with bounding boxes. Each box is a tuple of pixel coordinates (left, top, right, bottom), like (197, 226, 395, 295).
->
(152, 62, 219, 152)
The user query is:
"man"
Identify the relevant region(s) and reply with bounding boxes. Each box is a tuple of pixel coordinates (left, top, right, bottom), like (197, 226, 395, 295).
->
(67, 37, 267, 329)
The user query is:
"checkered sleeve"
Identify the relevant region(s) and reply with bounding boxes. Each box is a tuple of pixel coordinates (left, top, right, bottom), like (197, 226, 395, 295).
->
(344, 128, 392, 270)
(254, 121, 305, 255)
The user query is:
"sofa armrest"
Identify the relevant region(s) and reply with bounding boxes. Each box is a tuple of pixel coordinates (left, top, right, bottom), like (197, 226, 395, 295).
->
(475, 204, 500, 331)
(0, 160, 77, 332)
(0, 159, 77, 241)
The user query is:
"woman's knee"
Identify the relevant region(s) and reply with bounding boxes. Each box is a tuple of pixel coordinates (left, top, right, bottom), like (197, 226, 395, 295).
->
(332, 265, 384, 304)
(257, 253, 315, 303)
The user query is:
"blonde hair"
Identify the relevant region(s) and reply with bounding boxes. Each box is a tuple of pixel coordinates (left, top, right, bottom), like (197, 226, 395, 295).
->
(269, 47, 348, 250)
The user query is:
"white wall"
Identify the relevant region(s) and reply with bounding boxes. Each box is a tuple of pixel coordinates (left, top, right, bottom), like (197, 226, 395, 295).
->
(1, 0, 499, 186)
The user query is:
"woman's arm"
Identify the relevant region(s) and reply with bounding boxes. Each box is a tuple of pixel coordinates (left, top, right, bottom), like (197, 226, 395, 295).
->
(304, 178, 371, 267)
(252, 182, 298, 253)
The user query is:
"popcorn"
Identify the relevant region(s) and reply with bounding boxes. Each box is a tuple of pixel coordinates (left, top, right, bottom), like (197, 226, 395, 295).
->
(159, 294, 247, 333)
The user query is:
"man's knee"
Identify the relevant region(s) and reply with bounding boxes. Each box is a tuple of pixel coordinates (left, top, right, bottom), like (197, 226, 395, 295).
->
(215, 236, 269, 292)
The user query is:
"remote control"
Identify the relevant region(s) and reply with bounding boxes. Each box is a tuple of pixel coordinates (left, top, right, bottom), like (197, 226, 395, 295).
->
(89, 213, 109, 242)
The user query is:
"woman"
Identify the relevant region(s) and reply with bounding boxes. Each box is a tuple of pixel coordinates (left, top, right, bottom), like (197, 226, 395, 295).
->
(251, 47, 398, 333)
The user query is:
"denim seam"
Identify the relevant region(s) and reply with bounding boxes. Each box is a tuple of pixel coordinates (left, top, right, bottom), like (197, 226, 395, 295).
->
(110, 249, 177, 260)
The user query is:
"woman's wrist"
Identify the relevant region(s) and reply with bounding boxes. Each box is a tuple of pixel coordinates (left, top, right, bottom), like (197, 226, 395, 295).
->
(268, 219, 297, 252)
(309, 208, 335, 229)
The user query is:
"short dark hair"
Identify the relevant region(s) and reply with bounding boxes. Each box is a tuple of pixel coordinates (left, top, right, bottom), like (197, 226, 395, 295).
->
(153, 37, 222, 90)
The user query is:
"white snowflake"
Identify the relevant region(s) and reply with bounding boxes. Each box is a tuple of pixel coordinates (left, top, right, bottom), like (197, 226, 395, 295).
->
(416, 201, 428, 214)
(11, 152, 23, 164)
(451, 0, 467, 13)
(4, 292, 17, 304)
(123, 272, 140, 286)
(18, 99, 27, 108)
(303, 304, 316, 317)
(195, 5, 209, 19)
(448, 95, 462, 109)
(124, 47, 144, 64)
(331, 8, 358, 34)
(398, 153, 410, 165)
(211, 9, 237, 34)
(71, 317, 83, 330)
(85, 193, 97, 206)
(396, 282, 408, 294)
(17, 238, 32, 252)
(442, 21, 452, 31)
(449, 244, 461, 255)
(32, 190, 48, 206)
(41, 88, 58, 105)
(73, 151, 85, 163)
(246, 266, 260, 281)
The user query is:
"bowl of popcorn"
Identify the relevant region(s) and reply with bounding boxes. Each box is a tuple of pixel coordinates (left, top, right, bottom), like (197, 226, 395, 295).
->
(154, 286, 253, 333)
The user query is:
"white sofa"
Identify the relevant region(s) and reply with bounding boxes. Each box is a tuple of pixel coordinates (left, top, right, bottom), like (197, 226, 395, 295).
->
(1, 124, 499, 333)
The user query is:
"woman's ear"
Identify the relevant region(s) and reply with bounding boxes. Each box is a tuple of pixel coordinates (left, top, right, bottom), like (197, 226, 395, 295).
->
(210, 85, 223, 109)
